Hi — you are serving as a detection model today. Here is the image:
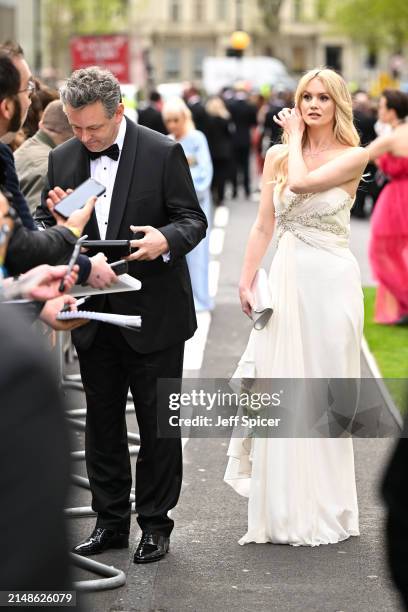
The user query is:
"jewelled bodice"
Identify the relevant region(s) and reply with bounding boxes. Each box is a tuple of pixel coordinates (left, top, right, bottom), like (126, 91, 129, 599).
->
(274, 186, 354, 249)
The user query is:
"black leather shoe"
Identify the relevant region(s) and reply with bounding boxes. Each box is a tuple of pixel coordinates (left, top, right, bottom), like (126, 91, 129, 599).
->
(72, 527, 129, 556)
(133, 532, 169, 564)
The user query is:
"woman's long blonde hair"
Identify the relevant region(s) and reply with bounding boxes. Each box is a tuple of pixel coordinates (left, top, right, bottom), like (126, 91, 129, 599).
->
(271, 68, 360, 193)
(161, 96, 195, 132)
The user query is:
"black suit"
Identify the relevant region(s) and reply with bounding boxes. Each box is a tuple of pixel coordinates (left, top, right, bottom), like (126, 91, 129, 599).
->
(0, 309, 71, 592)
(36, 118, 207, 536)
(137, 105, 167, 135)
(382, 416, 408, 610)
(227, 97, 257, 197)
(352, 110, 379, 217)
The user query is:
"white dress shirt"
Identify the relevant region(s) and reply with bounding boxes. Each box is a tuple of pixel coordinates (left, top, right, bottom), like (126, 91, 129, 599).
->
(90, 118, 127, 240)
(89, 117, 170, 260)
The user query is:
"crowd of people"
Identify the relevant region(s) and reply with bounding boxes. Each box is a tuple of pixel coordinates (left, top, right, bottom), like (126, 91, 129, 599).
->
(6, 60, 407, 328)
(0, 35, 407, 610)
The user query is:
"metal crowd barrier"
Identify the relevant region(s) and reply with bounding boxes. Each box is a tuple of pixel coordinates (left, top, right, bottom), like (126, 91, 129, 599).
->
(57, 333, 139, 593)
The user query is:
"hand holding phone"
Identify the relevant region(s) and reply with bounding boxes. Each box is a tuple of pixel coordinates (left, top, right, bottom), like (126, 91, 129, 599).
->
(53, 178, 106, 219)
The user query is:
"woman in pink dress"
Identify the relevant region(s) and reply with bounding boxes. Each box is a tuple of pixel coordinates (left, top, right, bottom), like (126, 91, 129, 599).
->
(367, 89, 408, 324)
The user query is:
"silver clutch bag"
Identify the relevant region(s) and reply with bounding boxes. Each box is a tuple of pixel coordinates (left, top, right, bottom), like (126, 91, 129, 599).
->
(251, 268, 273, 330)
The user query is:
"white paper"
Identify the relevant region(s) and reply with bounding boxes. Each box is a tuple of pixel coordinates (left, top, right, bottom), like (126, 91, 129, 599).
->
(57, 310, 141, 330)
(70, 273, 141, 297)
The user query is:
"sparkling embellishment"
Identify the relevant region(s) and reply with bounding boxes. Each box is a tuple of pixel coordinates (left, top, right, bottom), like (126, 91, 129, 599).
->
(275, 191, 353, 247)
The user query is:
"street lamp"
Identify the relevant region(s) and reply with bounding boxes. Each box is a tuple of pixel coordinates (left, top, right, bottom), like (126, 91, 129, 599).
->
(226, 1, 251, 58)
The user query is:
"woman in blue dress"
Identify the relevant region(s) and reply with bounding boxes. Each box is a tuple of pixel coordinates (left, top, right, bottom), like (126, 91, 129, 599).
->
(162, 97, 214, 312)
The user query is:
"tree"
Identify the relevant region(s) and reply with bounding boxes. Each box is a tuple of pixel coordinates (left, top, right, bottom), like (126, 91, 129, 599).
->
(330, 0, 408, 53)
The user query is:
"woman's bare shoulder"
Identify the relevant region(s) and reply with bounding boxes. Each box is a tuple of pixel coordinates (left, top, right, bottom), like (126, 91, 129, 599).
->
(265, 143, 287, 158)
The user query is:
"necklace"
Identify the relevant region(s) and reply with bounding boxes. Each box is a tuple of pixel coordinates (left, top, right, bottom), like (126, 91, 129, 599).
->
(303, 144, 335, 157)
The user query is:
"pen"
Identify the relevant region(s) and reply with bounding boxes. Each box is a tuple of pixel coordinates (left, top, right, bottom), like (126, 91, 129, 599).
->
(59, 234, 88, 293)
(76, 295, 91, 309)
(60, 295, 91, 313)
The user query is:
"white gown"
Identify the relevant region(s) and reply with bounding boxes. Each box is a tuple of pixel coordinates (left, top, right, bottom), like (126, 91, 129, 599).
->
(224, 186, 363, 547)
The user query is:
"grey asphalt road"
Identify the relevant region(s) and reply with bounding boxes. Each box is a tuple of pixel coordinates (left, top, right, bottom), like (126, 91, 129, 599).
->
(66, 192, 403, 612)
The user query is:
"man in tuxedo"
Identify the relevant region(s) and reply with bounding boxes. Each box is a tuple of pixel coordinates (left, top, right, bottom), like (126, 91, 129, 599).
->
(0, 43, 115, 288)
(36, 67, 207, 563)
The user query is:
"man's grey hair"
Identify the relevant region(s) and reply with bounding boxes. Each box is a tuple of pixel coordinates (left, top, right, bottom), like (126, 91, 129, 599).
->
(60, 66, 121, 118)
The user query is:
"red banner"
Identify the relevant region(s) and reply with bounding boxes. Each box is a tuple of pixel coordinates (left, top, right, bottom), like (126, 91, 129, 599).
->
(70, 34, 129, 83)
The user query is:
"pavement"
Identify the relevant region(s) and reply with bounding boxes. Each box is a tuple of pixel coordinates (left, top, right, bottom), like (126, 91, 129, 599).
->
(65, 190, 403, 612)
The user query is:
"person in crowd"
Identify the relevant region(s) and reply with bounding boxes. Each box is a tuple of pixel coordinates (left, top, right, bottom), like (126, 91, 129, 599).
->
(205, 95, 233, 207)
(226, 84, 257, 199)
(366, 89, 408, 325)
(0, 186, 78, 593)
(252, 91, 270, 183)
(15, 100, 73, 213)
(1, 42, 58, 151)
(225, 68, 368, 546)
(352, 90, 379, 217)
(23, 78, 59, 139)
(382, 415, 408, 611)
(0, 305, 72, 593)
(0, 45, 116, 291)
(184, 84, 210, 137)
(163, 96, 213, 312)
(0, 173, 92, 330)
(36, 67, 207, 563)
(261, 89, 292, 155)
(137, 90, 167, 134)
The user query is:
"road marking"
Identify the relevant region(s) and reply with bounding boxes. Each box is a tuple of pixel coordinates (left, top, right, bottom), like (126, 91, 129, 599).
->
(209, 227, 225, 256)
(214, 205, 229, 227)
(209, 260, 220, 298)
(183, 310, 211, 371)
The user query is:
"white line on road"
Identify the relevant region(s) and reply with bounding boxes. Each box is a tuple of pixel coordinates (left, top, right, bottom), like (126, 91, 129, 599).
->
(209, 227, 225, 256)
(214, 205, 229, 228)
(209, 260, 220, 298)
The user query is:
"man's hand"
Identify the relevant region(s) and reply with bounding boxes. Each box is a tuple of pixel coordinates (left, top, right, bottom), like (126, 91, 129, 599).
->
(124, 225, 169, 262)
(39, 295, 89, 331)
(87, 252, 118, 289)
(46, 186, 97, 234)
(19, 264, 79, 301)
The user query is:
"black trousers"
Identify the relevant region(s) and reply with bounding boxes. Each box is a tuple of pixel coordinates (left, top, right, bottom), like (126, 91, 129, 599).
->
(77, 323, 184, 537)
(232, 145, 251, 197)
(211, 158, 232, 205)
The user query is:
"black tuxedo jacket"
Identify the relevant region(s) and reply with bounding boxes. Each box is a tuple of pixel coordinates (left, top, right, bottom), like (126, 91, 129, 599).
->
(36, 119, 207, 353)
(0, 309, 71, 590)
(137, 105, 167, 135)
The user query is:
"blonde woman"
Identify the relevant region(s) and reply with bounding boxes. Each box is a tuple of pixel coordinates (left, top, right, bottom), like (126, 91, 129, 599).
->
(224, 68, 368, 546)
(205, 96, 234, 206)
(162, 97, 213, 311)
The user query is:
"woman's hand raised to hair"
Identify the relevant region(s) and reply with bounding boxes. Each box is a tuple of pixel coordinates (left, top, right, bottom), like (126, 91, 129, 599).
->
(273, 107, 305, 138)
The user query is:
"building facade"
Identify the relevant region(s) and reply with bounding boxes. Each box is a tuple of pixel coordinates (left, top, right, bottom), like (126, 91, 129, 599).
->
(0, 0, 41, 71)
(129, 0, 371, 88)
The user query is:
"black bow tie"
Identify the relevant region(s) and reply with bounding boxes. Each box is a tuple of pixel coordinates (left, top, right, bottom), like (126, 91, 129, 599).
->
(88, 143, 120, 161)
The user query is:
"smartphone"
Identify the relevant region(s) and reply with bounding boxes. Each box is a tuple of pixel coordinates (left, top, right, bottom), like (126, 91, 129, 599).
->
(54, 178, 106, 219)
(81, 239, 131, 260)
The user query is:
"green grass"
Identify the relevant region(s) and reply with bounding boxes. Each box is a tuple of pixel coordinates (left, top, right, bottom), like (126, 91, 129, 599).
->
(363, 287, 408, 413)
